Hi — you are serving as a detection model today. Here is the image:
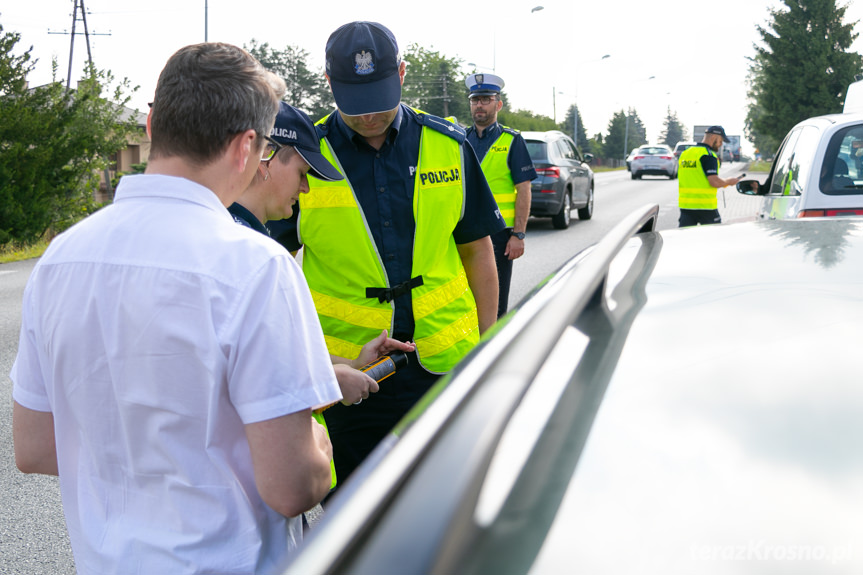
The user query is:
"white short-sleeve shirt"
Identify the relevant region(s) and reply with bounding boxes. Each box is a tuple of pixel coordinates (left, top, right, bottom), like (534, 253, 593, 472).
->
(11, 174, 342, 574)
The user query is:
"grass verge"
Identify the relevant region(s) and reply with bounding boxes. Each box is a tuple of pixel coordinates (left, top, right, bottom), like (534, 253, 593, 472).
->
(0, 239, 49, 264)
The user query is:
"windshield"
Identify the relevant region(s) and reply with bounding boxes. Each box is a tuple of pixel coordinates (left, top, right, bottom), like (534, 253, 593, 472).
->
(526, 141, 549, 163)
(637, 147, 672, 156)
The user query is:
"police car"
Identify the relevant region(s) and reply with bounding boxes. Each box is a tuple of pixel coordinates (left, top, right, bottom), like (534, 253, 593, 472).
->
(281, 204, 863, 574)
(737, 79, 863, 219)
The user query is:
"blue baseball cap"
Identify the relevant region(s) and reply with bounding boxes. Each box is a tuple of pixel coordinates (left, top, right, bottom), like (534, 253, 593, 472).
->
(465, 73, 505, 96)
(270, 102, 342, 182)
(325, 21, 402, 116)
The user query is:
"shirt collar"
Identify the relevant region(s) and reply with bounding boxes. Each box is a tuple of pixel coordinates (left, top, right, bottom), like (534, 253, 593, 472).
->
(114, 174, 233, 221)
(335, 104, 404, 149)
(471, 121, 501, 139)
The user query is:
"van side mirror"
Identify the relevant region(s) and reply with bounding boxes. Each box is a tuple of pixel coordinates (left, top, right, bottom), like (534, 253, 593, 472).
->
(583, 153, 594, 164)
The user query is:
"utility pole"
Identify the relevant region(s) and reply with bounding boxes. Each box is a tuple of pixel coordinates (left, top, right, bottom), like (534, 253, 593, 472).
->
(48, 0, 114, 197)
(441, 70, 449, 117)
(48, 0, 110, 89)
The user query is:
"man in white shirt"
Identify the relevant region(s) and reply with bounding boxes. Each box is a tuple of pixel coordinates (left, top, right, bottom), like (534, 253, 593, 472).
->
(11, 42, 341, 574)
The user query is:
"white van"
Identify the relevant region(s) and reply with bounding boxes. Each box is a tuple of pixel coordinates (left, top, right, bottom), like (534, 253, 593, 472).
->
(843, 76, 863, 113)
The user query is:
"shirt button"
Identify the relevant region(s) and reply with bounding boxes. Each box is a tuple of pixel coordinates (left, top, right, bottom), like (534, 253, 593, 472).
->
(379, 187, 385, 193)
(383, 221, 391, 227)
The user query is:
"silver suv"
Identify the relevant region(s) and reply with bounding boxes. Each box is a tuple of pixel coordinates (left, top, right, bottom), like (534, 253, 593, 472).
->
(737, 112, 863, 218)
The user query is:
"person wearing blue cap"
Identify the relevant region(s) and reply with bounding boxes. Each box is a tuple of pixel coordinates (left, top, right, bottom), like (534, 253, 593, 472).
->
(678, 125, 746, 226)
(227, 101, 416, 495)
(464, 73, 537, 318)
(277, 21, 505, 486)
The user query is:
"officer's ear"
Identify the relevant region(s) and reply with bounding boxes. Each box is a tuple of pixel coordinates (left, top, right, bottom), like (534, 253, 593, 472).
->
(398, 61, 407, 85)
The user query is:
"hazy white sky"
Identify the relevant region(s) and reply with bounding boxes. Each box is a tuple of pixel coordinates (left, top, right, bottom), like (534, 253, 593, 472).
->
(4, 0, 863, 156)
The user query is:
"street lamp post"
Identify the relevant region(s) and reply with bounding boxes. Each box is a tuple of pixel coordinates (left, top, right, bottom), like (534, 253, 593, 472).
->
(621, 75, 656, 161)
(573, 54, 610, 149)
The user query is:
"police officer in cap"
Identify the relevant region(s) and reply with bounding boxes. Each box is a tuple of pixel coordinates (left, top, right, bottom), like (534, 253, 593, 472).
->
(677, 125, 745, 226)
(277, 21, 504, 487)
(465, 73, 537, 318)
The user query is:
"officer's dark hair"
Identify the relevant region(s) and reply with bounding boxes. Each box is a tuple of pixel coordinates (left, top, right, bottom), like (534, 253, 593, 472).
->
(149, 43, 285, 166)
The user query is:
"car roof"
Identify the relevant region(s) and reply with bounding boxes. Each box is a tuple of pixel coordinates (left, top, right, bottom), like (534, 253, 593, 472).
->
(286, 207, 863, 574)
(521, 130, 570, 142)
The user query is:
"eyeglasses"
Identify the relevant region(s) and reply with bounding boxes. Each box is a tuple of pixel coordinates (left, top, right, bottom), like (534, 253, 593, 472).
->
(469, 96, 497, 106)
(261, 136, 283, 162)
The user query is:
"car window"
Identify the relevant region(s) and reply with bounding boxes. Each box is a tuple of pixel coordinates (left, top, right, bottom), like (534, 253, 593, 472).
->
(770, 127, 815, 196)
(525, 141, 549, 163)
(768, 128, 803, 195)
(638, 147, 672, 156)
(563, 137, 584, 162)
(556, 139, 575, 161)
(819, 123, 863, 195)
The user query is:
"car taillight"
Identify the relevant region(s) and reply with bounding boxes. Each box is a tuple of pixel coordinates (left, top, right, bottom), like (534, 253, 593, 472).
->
(798, 209, 863, 217)
(660, 156, 673, 160)
(634, 156, 645, 160)
(536, 167, 561, 178)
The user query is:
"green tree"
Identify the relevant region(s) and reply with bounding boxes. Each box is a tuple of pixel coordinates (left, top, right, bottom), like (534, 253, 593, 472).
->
(749, 0, 863, 144)
(560, 104, 591, 153)
(659, 107, 688, 147)
(744, 53, 782, 158)
(0, 24, 138, 246)
(245, 39, 333, 121)
(498, 106, 556, 132)
(605, 109, 647, 161)
(402, 44, 467, 120)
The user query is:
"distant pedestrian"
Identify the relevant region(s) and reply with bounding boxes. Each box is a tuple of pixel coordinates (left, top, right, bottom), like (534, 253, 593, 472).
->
(464, 73, 536, 317)
(678, 125, 745, 226)
(12, 43, 341, 574)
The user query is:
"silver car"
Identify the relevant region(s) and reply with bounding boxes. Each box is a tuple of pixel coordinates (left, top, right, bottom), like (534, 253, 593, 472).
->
(737, 112, 863, 218)
(630, 145, 677, 179)
(282, 205, 863, 575)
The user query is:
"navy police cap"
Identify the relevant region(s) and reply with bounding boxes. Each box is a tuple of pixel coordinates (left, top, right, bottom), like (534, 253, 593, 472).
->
(270, 102, 343, 182)
(465, 73, 505, 96)
(325, 21, 402, 116)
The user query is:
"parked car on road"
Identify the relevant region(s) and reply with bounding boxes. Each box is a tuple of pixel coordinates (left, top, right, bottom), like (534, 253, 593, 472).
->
(737, 112, 863, 219)
(283, 205, 863, 575)
(673, 141, 695, 158)
(630, 144, 677, 180)
(521, 130, 595, 229)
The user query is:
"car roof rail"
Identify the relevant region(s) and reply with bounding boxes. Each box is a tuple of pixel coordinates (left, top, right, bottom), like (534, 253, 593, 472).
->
(284, 203, 661, 575)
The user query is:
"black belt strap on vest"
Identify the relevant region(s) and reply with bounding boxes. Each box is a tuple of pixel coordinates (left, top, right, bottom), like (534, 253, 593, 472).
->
(366, 276, 424, 303)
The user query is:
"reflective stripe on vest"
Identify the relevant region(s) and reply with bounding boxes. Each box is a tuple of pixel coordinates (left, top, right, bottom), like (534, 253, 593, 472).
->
(301, 115, 479, 373)
(480, 130, 516, 227)
(678, 146, 719, 210)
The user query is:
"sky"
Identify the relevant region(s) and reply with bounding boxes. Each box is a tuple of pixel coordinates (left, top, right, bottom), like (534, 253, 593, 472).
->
(4, 0, 863, 158)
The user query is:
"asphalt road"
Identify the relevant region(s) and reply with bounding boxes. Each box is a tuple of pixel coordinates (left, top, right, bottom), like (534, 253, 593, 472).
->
(0, 163, 751, 573)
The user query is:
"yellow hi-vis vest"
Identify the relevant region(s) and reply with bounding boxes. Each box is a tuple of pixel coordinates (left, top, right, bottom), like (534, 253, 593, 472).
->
(301, 114, 479, 374)
(480, 129, 516, 227)
(678, 145, 720, 210)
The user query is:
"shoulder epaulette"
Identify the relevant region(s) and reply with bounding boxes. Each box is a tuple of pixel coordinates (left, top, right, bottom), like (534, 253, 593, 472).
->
(499, 124, 520, 136)
(414, 110, 466, 143)
(315, 112, 334, 137)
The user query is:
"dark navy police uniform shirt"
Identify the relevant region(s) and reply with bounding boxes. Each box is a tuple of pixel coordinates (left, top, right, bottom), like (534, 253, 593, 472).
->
(695, 143, 720, 177)
(228, 202, 270, 236)
(278, 104, 504, 342)
(465, 122, 538, 191)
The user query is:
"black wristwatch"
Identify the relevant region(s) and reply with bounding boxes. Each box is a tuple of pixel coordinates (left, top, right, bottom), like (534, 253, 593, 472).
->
(510, 230, 525, 240)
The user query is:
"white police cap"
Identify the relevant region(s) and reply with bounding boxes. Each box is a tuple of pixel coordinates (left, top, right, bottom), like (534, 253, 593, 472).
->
(465, 73, 505, 96)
